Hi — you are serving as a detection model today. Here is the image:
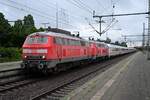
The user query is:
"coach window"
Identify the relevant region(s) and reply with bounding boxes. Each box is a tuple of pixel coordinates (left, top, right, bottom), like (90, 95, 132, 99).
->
(64, 39, 68, 45)
(80, 41, 85, 46)
(69, 39, 73, 45)
(77, 41, 81, 46)
(73, 40, 76, 45)
(68, 39, 71, 45)
(101, 44, 105, 47)
(97, 44, 99, 47)
(85, 42, 89, 46)
(55, 37, 62, 45)
(71, 40, 74, 45)
(66, 39, 70, 45)
(76, 40, 80, 46)
(89, 43, 93, 46)
(74, 40, 78, 46)
(55, 37, 59, 44)
(61, 38, 66, 45)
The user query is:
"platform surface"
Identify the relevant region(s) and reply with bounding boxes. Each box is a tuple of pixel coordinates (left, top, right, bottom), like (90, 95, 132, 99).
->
(100, 52, 150, 100)
(63, 52, 150, 100)
(0, 61, 21, 71)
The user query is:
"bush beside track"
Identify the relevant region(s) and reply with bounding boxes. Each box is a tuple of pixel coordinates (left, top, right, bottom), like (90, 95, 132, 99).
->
(0, 48, 21, 63)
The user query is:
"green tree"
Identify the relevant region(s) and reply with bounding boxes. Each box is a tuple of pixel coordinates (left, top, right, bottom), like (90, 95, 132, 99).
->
(115, 41, 120, 45)
(23, 14, 37, 34)
(120, 42, 127, 47)
(38, 27, 45, 32)
(24, 14, 34, 27)
(0, 12, 11, 33)
(13, 19, 24, 34)
(105, 37, 111, 43)
(10, 14, 37, 47)
(0, 12, 12, 47)
(0, 13, 41, 47)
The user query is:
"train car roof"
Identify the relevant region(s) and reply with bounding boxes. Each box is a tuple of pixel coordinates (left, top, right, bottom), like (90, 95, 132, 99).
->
(106, 43, 129, 49)
(29, 31, 83, 41)
(89, 40, 106, 44)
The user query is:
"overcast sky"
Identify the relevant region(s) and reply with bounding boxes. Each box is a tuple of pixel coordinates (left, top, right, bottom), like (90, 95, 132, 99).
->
(0, 0, 148, 46)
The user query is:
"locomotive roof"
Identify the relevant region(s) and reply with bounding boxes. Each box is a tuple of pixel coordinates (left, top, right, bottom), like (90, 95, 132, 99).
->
(29, 31, 83, 41)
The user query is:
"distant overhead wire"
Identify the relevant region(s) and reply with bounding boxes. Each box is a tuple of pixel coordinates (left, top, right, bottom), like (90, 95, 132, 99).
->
(75, 0, 94, 11)
(95, 0, 107, 13)
(6, 0, 57, 20)
(66, 0, 93, 14)
(40, 0, 84, 20)
(37, 0, 57, 11)
(72, 0, 94, 14)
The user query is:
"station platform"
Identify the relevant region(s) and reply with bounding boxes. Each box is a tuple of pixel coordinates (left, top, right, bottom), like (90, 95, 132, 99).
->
(0, 61, 21, 71)
(63, 52, 150, 100)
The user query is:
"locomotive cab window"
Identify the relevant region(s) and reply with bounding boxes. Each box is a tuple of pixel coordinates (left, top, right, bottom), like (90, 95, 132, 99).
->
(25, 36, 48, 44)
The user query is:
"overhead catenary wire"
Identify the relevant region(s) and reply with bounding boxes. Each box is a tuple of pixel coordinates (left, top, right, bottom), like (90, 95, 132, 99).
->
(37, 0, 112, 32)
(66, 0, 93, 14)
(102, 19, 118, 34)
(38, 0, 86, 21)
(95, 0, 107, 13)
(85, 17, 101, 35)
(75, 0, 94, 11)
(0, 0, 80, 29)
(71, 0, 93, 13)
(1, 0, 119, 34)
(6, 0, 67, 23)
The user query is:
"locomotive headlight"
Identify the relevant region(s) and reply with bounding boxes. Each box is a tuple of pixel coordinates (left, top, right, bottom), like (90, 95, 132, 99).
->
(24, 55, 27, 58)
(42, 55, 46, 59)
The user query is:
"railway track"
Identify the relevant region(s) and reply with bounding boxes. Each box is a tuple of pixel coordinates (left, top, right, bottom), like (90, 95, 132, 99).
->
(31, 55, 127, 100)
(0, 69, 46, 94)
(0, 54, 132, 100)
(0, 68, 22, 78)
(0, 68, 26, 86)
